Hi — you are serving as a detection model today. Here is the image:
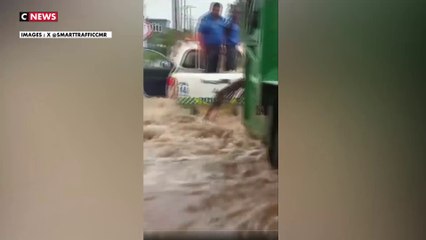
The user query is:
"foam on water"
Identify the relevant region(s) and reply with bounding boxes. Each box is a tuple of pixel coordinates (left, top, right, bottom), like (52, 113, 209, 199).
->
(143, 97, 278, 231)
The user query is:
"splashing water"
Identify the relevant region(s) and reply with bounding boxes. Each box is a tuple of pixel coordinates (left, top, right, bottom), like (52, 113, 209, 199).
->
(143, 97, 278, 231)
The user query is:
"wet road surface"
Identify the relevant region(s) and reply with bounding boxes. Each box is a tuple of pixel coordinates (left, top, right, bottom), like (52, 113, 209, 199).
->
(143, 98, 278, 231)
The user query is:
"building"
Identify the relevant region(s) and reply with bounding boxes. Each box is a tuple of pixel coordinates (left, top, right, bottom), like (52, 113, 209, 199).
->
(145, 18, 171, 33)
(144, 18, 172, 54)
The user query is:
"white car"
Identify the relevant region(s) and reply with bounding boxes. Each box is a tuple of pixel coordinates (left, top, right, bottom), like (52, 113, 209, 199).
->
(166, 40, 244, 105)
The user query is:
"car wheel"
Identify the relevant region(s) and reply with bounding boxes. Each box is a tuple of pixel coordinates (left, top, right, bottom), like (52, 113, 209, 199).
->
(268, 127, 278, 169)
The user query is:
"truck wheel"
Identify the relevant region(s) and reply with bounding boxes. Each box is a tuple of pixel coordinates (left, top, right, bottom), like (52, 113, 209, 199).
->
(267, 102, 278, 169)
(268, 128, 278, 169)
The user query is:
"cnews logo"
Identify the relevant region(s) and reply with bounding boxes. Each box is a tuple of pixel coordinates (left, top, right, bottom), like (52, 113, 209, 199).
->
(19, 12, 58, 22)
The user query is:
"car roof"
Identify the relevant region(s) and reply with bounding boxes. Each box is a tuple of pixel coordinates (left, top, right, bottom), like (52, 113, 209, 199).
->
(169, 40, 245, 67)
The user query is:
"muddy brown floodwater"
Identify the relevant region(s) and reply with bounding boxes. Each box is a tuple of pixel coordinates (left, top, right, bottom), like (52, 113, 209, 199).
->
(143, 97, 278, 231)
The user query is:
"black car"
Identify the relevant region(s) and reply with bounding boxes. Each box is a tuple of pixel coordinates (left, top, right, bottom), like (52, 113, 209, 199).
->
(143, 48, 174, 97)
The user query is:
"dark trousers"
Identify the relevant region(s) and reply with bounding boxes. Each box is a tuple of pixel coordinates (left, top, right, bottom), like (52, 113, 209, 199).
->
(205, 45, 221, 73)
(225, 45, 237, 71)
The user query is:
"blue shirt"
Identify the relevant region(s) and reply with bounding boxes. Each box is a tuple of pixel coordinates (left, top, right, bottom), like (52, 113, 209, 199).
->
(197, 14, 226, 46)
(225, 18, 240, 46)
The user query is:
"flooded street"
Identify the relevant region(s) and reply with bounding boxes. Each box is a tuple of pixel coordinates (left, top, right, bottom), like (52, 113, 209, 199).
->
(143, 98, 278, 231)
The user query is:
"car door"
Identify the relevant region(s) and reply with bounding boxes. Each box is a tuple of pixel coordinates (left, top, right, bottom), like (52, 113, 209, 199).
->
(174, 72, 243, 99)
(172, 49, 244, 100)
(143, 49, 173, 97)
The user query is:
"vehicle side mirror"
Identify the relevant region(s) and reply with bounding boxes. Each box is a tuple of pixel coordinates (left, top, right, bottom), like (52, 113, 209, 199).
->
(160, 60, 173, 69)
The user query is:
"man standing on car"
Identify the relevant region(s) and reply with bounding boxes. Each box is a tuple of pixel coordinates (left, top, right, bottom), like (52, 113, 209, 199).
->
(197, 2, 226, 73)
(225, 7, 241, 71)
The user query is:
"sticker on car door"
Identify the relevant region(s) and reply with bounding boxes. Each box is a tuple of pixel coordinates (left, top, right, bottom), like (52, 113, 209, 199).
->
(178, 82, 189, 96)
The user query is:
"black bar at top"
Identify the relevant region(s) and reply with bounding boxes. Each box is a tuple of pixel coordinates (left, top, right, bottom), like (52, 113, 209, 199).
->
(144, 231, 278, 240)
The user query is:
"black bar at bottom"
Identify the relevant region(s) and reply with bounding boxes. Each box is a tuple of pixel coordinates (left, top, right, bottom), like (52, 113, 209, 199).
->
(144, 231, 278, 240)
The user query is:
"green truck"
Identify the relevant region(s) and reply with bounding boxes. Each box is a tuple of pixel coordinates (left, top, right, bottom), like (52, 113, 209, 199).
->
(240, 0, 278, 169)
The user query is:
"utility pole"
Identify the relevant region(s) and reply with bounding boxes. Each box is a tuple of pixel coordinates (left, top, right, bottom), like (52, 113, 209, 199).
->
(180, 0, 186, 31)
(172, 0, 180, 30)
(178, 0, 182, 31)
(184, 0, 187, 30)
(188, 7, 191, 32)
(185, 5, 195, 32)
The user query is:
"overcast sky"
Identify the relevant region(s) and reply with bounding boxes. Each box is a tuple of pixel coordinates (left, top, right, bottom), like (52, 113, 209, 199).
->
(144, 0, 236, 24)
